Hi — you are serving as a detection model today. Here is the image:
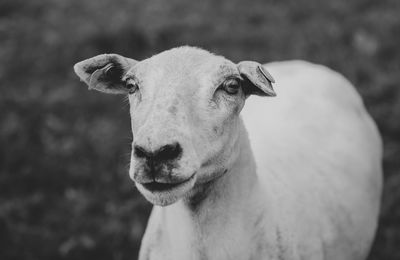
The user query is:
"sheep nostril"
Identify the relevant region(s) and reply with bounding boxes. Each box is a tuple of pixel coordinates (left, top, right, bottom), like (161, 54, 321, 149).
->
(154, 142, 182, 161)
(134, 143, 182, 162)
(134, 145, 151, 159)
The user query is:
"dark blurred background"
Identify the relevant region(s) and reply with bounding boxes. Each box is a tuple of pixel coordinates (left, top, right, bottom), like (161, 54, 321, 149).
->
(0, 0, 399, 259)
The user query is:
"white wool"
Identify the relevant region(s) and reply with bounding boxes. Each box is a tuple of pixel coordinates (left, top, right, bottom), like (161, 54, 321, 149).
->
(74, 47, 382, 260)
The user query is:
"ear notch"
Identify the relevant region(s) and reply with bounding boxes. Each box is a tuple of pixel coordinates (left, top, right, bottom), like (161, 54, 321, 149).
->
(73, 54, 137, 94)
(237, 61, 276, 97)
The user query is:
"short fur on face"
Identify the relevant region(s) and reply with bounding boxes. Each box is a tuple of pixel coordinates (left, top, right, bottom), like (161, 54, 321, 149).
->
(74, 46, 275, 206)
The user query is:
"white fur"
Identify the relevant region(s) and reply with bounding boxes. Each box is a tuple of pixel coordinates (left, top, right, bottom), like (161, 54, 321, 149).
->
(74, 47, 382, 260)
(138, 59, 382, 260)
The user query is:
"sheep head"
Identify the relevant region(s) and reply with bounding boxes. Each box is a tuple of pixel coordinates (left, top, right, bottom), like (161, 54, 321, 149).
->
(74, 46, 275, 206)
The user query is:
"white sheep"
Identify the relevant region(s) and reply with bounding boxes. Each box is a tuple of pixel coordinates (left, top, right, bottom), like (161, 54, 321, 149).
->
(74, 46, 382, 260)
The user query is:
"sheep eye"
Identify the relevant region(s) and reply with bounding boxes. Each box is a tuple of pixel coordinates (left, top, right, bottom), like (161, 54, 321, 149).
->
(125, 80, 139, 94)
(221, 78, 241, 95)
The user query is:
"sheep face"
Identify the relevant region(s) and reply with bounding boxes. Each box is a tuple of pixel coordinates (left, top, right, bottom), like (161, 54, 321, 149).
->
(73, 47, 275, 206)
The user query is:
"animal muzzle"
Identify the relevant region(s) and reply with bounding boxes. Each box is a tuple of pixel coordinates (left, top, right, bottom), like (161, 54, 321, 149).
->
(129, 133, 200, 205)
(131, 141, 188, 184)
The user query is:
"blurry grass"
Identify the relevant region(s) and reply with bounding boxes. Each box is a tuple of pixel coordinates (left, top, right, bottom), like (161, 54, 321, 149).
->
(0, 0, 399, 259)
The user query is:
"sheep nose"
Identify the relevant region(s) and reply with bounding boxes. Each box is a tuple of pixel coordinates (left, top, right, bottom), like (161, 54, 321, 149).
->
(134, 142, 182, 162)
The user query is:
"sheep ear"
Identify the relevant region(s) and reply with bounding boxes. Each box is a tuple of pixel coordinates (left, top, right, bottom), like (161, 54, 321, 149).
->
(73, 54, 137, 94)
(237, 61, 276, 97)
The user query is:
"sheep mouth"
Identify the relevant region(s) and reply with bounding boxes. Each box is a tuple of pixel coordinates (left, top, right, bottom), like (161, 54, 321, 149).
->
(143, 181, 184, 192)
(141, 173, 196, 193)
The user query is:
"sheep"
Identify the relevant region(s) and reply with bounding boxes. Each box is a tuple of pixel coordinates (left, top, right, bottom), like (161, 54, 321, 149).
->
(73, 46, 382, 260)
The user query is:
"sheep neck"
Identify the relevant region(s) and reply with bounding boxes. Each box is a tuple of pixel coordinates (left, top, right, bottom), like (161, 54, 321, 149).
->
(159, 119, 265, 259)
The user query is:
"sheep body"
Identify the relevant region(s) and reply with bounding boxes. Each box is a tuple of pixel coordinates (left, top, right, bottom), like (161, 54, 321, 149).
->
(242, 60, 382, 259)
(73, 47, 382, 260)
(139, 60, 382, 260)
